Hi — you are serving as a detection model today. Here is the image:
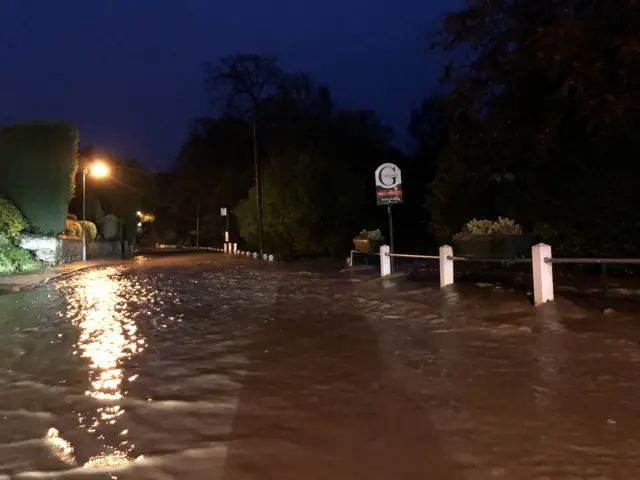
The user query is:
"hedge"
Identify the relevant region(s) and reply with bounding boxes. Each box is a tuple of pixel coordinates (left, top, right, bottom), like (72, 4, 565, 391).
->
(0, 123, 78, 235)
(79, 220, 97, 240)
(64, 219, 82, 237)
(64, 219, 97, 240)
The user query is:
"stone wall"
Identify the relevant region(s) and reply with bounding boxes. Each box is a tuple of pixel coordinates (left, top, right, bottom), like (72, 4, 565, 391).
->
(60, 235, 82, 264)
(90, 240, 121, 259)
(20, 234, 122, 266)
(19, 234, 62, 266)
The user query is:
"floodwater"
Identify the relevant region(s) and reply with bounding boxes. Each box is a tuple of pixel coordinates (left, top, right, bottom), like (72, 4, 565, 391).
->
(1, 253, 640, 479)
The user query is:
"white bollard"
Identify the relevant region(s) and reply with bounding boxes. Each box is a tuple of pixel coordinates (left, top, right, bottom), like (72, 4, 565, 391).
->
(439, 245, 454, 287)
(380, 245, 392, 276)
(233, 243, 238, 254)
(263, 254, 268, 261)
(268, 254, 274, 262)
(532, 243, 554, 305)
(253, 252, 258, 259)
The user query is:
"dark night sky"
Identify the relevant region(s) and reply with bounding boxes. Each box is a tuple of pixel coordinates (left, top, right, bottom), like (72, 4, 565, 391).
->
(0, 0, 460, 171)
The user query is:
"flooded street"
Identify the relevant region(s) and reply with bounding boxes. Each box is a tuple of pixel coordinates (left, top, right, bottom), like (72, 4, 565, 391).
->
(1, 252, 640, 478)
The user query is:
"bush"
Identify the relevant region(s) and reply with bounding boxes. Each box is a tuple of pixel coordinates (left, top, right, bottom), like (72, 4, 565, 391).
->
(454, 217, 523, 237)
(0, 244, 40, 275)
(0, 197, 29, 244)
(64, 219, 82, 237)
(79, 220, 97, 240)
(67, 213, 77, 221)
(0, 123, 79, 234)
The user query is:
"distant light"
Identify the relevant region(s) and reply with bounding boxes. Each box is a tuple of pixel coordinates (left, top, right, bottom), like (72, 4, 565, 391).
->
(90, 162, 109, 178)
(137, 222, 142, 227)
(136, 211, 142, 216)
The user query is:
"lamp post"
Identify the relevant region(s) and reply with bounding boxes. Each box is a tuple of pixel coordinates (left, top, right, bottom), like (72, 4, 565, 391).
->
(82, 161, 109, 261)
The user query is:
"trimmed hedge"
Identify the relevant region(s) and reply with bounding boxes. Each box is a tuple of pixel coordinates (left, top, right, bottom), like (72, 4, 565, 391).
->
(64, 219, 82, 237)
(80, 220, 97, 240)
(64, 219, 97, 240)
(0, 123, 78, 234)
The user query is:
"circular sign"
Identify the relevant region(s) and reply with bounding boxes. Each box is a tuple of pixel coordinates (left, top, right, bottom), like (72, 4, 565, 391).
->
(375, 163, 402, 189)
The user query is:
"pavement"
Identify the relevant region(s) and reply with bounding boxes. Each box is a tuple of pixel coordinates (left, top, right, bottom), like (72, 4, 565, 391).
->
(0, 258, 128, 293)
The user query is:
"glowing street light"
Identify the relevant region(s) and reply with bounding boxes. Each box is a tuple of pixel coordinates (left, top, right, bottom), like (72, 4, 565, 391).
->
(82, 160, 110, 261)
(90, 162, 109, 178)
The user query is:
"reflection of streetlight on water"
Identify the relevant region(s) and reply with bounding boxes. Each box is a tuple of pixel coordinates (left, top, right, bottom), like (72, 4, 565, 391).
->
(57, 268, 148, 468)
(82, 161, 110, 261)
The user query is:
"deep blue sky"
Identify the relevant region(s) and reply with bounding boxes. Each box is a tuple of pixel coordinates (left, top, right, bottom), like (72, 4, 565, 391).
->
(0, 0, 460, 171)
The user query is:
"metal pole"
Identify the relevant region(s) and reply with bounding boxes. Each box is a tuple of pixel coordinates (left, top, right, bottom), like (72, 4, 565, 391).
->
(387, 204, 394, 273)
(82, 168, 87, 261)
(226, 212, 230, 241)
(196, 200, 200, 248)
(253, 114, 264, 258)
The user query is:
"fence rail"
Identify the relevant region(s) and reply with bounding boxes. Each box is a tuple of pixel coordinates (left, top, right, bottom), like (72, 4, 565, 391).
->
(369, 243, 640, 306)
(448, 256, 532, 264)
(386, 253, 440, 260)
(546, 257, 640, 265)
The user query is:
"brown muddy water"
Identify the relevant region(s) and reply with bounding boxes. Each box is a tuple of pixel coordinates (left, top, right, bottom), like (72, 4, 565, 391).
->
(0, 253, 639, 479)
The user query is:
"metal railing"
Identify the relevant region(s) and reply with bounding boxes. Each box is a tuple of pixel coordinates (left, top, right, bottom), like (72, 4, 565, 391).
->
(448, 255, 532, 264)
(546, 257, 640, 265)
(385, 253, 439, 260)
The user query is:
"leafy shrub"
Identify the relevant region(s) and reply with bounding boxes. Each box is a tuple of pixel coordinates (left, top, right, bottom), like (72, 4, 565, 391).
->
(79, 220, 97, 240)
(455, 217, 523, 237)
(0, 197, 29, 244)
(0, 244, 40, 275)
(493, 217, 523, 235)
(67, 213, 78, 221)
(64, 219, 82, 237)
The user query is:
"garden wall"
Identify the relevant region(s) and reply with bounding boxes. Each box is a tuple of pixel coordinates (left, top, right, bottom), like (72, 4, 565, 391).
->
(19, 234, 122, 266)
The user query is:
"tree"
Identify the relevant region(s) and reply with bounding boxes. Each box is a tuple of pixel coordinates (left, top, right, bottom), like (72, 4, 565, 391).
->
(235, 151, 365, 257)
(203, 53, 285, 255)
(428, 0, 640, 255)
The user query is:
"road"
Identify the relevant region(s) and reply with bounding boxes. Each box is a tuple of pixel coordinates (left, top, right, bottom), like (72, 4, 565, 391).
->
(1, 252, 640, 479)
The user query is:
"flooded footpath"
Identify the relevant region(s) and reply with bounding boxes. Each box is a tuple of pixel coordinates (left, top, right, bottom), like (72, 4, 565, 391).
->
(1, 252, 639, 479)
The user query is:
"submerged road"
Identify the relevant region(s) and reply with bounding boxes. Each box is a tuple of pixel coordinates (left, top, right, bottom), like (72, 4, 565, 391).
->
(1, 252, 639, 479)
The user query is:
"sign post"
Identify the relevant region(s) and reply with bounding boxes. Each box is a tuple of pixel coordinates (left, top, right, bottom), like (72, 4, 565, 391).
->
(221, 207, 229, 243)
(375, 163, 403, 272)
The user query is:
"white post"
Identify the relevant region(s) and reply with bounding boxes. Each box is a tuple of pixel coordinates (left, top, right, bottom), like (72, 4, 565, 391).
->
(439, 245, 454, 287)
(253, 252, 258, 259)
(532, 243, 554, 305)
(233, 243, 237, 254)
(268, 254, 274, 262)
(380, 245, 391, 277)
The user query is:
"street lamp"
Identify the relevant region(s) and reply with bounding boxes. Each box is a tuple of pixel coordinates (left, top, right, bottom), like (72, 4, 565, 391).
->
(82, 161, 110, 261)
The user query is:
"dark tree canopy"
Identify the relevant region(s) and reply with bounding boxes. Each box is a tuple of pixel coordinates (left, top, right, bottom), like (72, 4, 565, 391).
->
(426, 0, 640, 255)
(160, 53, 399, 255)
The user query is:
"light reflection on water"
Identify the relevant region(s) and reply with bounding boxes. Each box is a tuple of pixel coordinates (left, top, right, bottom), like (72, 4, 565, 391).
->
(61, 267, 148, 468)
